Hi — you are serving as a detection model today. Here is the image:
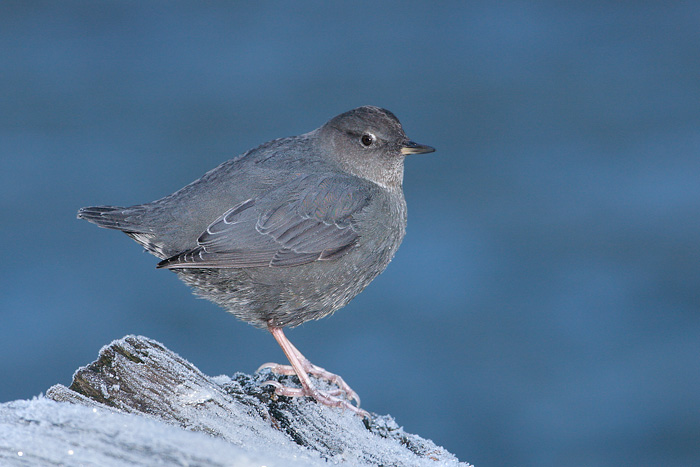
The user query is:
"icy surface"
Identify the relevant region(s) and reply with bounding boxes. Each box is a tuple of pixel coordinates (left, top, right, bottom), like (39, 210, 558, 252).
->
(0, 336, 468, 466)
(0, 398, 317, 467)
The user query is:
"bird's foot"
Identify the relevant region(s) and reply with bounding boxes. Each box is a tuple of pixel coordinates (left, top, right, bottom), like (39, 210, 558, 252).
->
(258, 360, 362, 408)
(262, 324, 368, 418)
(261, 378, 369, 418)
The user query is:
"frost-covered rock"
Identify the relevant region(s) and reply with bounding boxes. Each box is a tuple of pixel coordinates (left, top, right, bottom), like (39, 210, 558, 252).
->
(0, 335, 469, 466)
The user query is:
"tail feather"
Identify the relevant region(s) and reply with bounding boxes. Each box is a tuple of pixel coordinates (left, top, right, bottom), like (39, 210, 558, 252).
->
(77, 205, 172, 258)
(77, 205, 151, 233)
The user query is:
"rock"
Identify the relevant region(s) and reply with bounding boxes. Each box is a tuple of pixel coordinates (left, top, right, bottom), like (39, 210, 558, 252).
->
(31, 335, 468, 466)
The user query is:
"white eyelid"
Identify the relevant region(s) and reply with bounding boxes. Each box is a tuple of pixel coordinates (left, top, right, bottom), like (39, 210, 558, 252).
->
(360, 133, 376, 146)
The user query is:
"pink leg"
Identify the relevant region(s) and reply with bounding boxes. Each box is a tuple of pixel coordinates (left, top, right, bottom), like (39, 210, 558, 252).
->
(260, 323, 368, 418)
(258, 337, 361, 407)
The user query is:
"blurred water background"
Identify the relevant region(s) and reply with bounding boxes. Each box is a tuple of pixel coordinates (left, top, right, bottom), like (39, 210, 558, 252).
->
(1, 2, 699, 465)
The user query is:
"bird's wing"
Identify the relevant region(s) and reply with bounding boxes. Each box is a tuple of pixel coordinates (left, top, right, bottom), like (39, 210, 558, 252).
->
(156, 174, 372, 269)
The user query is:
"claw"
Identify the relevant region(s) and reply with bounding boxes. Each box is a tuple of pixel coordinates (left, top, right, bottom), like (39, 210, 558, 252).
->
(257, 362, 297, 375)
(260, 379, 283, 389)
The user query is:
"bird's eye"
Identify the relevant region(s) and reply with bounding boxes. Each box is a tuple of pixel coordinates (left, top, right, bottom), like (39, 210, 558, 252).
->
(360, 133, 375, 147)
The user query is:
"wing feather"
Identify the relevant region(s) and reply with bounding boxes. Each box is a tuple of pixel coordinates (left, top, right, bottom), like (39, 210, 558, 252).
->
(157, 175, 371, 269)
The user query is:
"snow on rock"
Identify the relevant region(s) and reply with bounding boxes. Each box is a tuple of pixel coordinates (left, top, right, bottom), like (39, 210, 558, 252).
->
(0, 397, 317, 467)
(0, 335, 469, 466)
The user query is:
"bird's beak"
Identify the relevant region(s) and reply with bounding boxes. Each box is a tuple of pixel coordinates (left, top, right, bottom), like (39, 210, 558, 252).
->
(400, 140, 435, 155)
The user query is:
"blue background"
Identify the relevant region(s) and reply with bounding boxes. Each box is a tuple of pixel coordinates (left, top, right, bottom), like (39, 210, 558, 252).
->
(1, 2, 699, 465)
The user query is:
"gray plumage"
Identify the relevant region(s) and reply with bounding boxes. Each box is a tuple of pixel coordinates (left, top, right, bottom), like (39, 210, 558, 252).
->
(78, 106, 434, 329)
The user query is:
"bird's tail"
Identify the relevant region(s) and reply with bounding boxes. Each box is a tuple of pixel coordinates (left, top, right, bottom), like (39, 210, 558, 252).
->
(77, 205, 147, 232)
(77, 205, 170, 258)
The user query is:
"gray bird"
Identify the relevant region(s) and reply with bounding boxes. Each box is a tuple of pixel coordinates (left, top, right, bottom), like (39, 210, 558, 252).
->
(77, 106, 434, 416)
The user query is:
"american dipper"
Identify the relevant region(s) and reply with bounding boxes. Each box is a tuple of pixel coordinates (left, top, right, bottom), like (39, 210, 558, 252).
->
(78, 106, 434, 416)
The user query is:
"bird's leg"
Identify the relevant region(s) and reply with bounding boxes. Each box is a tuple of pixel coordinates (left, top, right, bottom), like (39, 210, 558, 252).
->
(259, 323, 368, 417)
(281, 337, 362, 407)
(258, 336, 362, 407)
